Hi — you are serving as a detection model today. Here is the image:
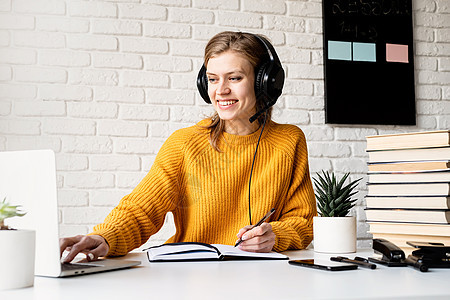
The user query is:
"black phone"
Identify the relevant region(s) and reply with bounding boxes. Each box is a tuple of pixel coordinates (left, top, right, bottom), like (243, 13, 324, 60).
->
(289, 259, 358, 271)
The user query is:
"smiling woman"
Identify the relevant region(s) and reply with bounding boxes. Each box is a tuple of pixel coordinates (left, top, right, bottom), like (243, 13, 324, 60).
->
(59, 31, 317, 263)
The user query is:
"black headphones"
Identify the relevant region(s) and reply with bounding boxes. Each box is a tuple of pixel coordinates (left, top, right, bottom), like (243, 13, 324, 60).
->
(196, 33, 285, 123)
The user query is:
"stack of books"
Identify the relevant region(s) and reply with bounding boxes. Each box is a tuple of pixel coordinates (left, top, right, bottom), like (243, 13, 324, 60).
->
(365, 130, 450, 255)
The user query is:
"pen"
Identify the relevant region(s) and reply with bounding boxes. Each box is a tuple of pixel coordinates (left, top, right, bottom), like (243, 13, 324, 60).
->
(330, 256, 377, 269)
(234, 208, 275, 247)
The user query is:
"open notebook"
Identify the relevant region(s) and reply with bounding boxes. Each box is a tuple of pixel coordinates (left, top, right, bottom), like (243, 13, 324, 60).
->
(145, 242, 288, 262)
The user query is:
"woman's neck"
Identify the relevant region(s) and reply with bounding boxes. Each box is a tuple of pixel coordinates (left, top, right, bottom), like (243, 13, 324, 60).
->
(224, 119, 260, 135)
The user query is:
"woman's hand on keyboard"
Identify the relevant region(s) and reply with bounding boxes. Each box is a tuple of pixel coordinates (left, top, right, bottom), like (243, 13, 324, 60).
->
(60, 235, 109, 263)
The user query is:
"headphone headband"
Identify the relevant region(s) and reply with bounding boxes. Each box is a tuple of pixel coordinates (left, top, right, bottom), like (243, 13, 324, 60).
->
(253, 35, 276, 66)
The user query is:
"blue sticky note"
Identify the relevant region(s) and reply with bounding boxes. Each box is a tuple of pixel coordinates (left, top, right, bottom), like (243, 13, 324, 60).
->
(353, 42, 376, 62)
(328, 41, 352, 61)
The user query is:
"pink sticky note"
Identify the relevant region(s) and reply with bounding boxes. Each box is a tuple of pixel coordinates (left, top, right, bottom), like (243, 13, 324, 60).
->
(386, 43, 409, 63)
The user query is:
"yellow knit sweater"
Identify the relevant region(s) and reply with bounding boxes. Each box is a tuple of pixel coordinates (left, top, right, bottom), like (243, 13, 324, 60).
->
(91, 120, 317, 255)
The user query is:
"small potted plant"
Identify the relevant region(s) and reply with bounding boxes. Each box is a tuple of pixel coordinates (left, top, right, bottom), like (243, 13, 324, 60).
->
(0, 198, 36, 290)
(313, 171, 362, 253)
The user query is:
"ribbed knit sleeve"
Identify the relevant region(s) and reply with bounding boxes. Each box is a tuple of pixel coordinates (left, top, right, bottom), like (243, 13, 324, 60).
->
(90, 128, 190, 256)
(268, 126, 317, 252)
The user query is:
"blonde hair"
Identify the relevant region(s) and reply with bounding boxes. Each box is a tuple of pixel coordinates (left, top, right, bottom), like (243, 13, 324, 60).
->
(202, 31, 273, 151)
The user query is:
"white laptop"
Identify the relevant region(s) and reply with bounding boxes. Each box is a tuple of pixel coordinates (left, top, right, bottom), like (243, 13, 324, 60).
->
(0, 149, 140, 277)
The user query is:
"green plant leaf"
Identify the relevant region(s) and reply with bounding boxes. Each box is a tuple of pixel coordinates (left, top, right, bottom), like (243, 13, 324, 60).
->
(312, 171, 362, 217)
(0, 198, 26, 224)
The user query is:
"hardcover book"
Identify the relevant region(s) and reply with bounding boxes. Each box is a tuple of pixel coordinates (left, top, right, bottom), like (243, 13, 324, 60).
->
(367, 147, 450, 163)
(368, 161, 450, 173)
(145, 242, 288, 262)
(366, 130, 450, 151)
(367, 182, 450, 197)
(365, 196, 450, 209)
(367, 171, 450, 183)
(370, 233, 450, 246)
(370, 232, 450, 256)
(365, 209, 450, 224)
(367, 221, 450, 236)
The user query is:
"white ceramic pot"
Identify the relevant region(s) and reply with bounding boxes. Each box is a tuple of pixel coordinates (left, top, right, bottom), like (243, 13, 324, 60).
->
(313, 216, 356, 253)
(0, 229, 36, 290)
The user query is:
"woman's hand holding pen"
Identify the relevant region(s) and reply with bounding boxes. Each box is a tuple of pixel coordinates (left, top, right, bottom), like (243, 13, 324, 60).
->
(236, 223, 276, 253)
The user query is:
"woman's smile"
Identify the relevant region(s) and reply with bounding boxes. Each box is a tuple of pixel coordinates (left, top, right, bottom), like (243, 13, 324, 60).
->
(217, 99, 239, 108)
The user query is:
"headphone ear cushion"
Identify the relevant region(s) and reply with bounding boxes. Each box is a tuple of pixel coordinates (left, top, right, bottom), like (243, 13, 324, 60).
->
(254, 62, 269, 97)
(267, 65, 284, 100)
(197, 65, 211, 104)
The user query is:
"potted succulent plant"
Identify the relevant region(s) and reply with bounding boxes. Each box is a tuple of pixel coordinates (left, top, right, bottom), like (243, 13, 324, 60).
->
(0, 198, 36, 290)
(313, 171, 362, 253)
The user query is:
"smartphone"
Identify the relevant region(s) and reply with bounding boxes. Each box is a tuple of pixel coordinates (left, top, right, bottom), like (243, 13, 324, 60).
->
(289, 259, 358, 271)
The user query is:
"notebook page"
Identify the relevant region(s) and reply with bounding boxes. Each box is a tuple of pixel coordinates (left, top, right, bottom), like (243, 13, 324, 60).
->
(147, 243, 219, 260)
(213, 244, 287, 259)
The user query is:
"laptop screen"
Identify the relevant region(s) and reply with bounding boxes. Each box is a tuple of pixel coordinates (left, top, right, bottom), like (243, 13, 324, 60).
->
(0, 149, 62, 277)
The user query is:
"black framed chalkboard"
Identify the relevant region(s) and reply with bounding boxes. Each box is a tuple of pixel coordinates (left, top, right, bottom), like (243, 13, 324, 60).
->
(323, 0, 416, 125)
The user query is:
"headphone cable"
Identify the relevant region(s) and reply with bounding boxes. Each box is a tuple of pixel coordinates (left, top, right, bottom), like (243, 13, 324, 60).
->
(248, 110, 268, 225)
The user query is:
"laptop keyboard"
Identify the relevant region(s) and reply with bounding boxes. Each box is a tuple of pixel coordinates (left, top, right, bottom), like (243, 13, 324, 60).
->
(61, 263, 98, 271)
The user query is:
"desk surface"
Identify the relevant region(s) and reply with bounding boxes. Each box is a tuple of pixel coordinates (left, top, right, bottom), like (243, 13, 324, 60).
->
(1, 249, 450, 300)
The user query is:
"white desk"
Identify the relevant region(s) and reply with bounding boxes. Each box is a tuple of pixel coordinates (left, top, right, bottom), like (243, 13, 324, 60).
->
(1, 249, 450, 300)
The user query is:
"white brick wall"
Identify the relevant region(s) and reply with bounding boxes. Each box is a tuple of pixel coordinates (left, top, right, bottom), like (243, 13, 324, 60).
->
(1, 0, 448, 249)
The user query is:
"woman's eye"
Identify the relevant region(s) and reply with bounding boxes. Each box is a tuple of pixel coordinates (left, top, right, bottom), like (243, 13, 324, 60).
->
(208, 78, 217, 83)
(230, 77, 242, 81)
